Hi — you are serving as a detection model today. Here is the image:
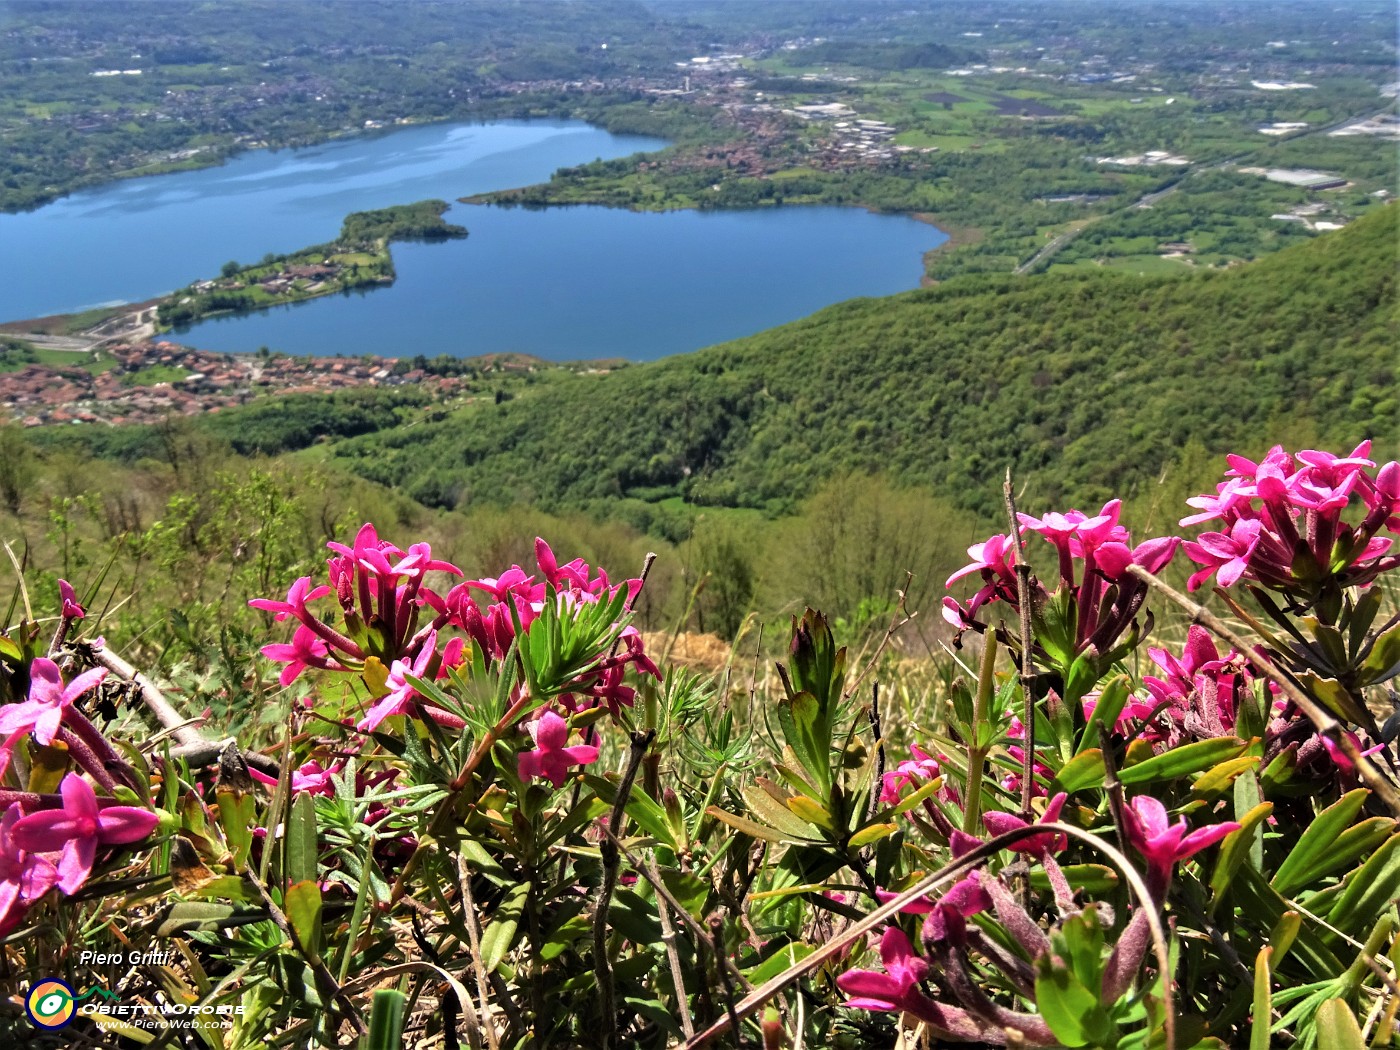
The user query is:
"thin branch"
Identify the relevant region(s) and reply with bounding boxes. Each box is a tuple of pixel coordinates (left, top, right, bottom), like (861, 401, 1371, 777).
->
(1126, 566, 1400, 816)
(651, 859, 698, 1041)
(711, 914, 746, 1048)
(84, 643, 279, 774)
(595, 728, 656, 1047)
(866, 681, 885, 823)
(456, 851, 502, 1050)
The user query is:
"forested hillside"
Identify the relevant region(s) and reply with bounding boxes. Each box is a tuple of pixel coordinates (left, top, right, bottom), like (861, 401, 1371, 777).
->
(334, 204, 1398, 519)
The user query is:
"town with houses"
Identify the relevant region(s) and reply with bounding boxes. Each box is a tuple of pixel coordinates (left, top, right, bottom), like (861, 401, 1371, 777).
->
(0, 340, 482, 428)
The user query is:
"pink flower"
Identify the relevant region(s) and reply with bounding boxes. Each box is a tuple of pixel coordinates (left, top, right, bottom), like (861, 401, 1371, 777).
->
(249, 576, 331, 623)
(1123, 795, 1238, 896)
(58, 580, 85, 621)
(879, 746, 942, 805)
(11, 774, 158, 895)
(0, 657, 107, 747)
(982, 792, 1068, 858)
(0, 804, 57, 936)
(836, 927, 936, 1018)
(249, 760, 344, 796)
(260, 625, 335, 687)
(1183, 518, 1264, 591)
(517, 710, 600, 788)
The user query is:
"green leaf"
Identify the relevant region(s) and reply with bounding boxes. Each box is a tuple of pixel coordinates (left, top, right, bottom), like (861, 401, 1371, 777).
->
(1028, 864, 1119, 896)
(1250, 948, 1272, 1050)
(480, 881, 530, 973)
(786, 794, 835, 832)
(1117, 738, 1247, 786)
(705, 806, 792, 844)
(215, 784, 258, 868)
(458, 837, 510, 883)
(847, 822, 898, 849)
(1062, 648, 1101, 708)
(1361, 623, 1400, 684)
(742, 782, 823, 840)
(1283, 817, 1396, 894)
(1034, 957, 1098, 1047)
(1296, 671, 1370, 726)
(744, 942, 814, 985)
(1323, 833, 1400, 939)
(1050, 749, 1105, 793)
(584, 776, 678, 848)
(1191, 756, 1260, 799)
(285, 880, 323, 960)
(362, 990, 407, 1050)
(1270, 789, 1370, 897)
(1210, 802, 1273, 900)
(1078, 676, 1130, 755)
(777, 689, 831, 797)
(660, 869, 709, 920)
(1314, 999, 1365, 1050)
(285, 790, 317, 887)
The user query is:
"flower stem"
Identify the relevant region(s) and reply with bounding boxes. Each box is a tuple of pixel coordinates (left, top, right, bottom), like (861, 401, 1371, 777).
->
(962, 633, 998, 834)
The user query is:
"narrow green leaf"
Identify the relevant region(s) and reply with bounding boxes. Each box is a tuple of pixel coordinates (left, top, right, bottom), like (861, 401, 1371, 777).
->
(1191, 756, 1259, 799)
(1050, 749, 1105, 793)
(285, 790, 317, 887)
(285, 879, 323, 959)
(1211, 801, 1274, 900)
(1270, 789, 1370, 897)
(1249, 947, 1272, 1050)
(480, 881, 530, 973)
(705, 806, 793, 844)
(362, 990, 408, 1050)
(786, 794, 835, 832)
(742, 783, 823, 839)
(1078, 676, 1130, 755)
(1117, 738, 1247, 786)
(1324, 833, 1400, 939)
(848, 822, 898, 849)
(744, 942, 815, 985)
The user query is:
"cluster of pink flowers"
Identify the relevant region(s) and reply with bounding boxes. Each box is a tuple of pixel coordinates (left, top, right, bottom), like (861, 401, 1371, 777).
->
(839, 794, 1238, 1036)
(943, 499, 1178, 663)
(1181, 443, 1400, 595)
(252, 528, 657, 791)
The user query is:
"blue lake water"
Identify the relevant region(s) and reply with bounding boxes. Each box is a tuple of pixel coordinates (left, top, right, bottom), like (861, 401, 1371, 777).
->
(0, 120, 947, 361)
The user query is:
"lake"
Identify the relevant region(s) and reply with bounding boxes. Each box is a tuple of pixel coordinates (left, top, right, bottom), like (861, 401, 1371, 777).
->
(0, 120, 947, 361)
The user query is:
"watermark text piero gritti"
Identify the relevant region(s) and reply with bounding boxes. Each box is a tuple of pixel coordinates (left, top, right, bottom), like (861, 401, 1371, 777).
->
(78, 948, 176, 966)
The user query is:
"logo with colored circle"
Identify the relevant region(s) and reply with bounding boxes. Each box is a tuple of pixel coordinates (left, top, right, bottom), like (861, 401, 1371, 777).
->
(26, 979, 77, 1029)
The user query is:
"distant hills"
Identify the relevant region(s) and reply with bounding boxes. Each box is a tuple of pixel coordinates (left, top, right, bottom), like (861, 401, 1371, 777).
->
(332, 204, 1397, 521)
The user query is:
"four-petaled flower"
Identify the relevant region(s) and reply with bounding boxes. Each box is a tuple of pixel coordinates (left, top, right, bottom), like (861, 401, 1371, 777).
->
(11, 774, 158, 895)
(1123, 795, 1238, 896)
(0, 657, 106, 748)
(249, 760, 344, 796)
(517, 711, 600, 789)
(836, 927, 935, 1018)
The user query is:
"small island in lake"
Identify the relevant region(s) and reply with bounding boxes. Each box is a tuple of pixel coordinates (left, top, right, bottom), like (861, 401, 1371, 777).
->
(157, 200, 467, 330)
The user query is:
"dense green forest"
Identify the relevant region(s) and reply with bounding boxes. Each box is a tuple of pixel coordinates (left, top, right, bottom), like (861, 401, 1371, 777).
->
(326, 205, 1397, 521)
